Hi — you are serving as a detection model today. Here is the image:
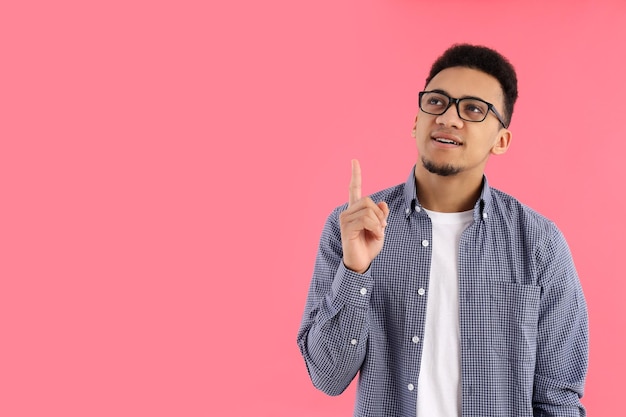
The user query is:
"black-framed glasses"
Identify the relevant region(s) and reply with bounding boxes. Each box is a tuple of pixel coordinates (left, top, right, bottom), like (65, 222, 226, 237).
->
(418, 90, 508, 128)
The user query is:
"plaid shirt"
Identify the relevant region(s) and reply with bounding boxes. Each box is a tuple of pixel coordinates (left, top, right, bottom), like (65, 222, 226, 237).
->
(297, 168, 588, 417)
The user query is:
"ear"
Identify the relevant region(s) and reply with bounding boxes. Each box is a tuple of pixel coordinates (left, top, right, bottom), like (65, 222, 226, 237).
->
(410, 114, 418, 138)
(490, 129, 512, 155)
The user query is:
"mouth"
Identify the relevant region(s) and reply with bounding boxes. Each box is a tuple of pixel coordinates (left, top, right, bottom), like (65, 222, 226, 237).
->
(431, 133, 462, 146)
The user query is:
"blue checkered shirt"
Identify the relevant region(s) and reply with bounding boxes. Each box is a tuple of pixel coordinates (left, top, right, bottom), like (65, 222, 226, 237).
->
(297, 168, 588, 417)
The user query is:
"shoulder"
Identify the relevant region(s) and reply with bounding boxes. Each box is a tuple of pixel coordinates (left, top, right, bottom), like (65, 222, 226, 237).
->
(489, 188, 579, 287)
(488, 187, 573, 263)
(488, 187, 557, 234)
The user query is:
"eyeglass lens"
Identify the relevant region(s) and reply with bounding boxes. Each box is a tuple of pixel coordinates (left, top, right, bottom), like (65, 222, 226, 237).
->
(420, 92, 489, 122)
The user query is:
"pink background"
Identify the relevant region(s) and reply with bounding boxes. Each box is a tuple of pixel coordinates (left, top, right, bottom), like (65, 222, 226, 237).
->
(2, 0, 624, 415)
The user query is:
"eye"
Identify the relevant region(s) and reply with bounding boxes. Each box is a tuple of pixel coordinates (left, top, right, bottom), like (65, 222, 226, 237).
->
(463, 102, 486, 114)
(428, 97, 443, 106)
(426, 93, 448, 107)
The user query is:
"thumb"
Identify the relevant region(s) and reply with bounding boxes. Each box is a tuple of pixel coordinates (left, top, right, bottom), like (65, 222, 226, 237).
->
(377, 201, 389, 226)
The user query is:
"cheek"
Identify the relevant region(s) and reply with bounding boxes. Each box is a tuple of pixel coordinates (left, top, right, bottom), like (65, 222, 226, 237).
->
(415, 128, 431, 146)
(415, 120, 433, 139)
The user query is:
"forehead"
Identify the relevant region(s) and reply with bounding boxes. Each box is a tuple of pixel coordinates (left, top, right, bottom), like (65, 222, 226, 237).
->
(426, 66, 503, 105)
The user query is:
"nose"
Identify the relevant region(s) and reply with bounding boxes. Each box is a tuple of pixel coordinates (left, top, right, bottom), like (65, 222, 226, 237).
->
(436, 102, 464, 128)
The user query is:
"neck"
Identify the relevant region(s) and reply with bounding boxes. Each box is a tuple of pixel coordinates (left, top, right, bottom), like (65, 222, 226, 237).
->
(414, 165, 483, 213)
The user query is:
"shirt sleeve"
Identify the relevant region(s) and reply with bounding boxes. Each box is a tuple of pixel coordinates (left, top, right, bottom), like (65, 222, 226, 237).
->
(532, 224, 589, 417)
(296, 207, 374, 396)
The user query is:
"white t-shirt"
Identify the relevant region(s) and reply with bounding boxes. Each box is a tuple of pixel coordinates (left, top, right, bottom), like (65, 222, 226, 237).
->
(417, 208, 473, 417)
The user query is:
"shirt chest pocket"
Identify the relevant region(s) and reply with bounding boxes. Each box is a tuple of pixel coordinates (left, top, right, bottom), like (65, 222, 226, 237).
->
(489, 281, 541, 363)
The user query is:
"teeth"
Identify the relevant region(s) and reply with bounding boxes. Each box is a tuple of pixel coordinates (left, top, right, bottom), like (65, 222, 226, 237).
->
(435, 138, 459, 145)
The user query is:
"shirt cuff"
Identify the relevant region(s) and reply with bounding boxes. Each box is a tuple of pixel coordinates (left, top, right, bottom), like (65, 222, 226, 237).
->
(330, 262, 374, 310)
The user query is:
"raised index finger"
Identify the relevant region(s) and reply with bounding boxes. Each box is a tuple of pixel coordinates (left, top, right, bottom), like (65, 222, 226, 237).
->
(349, 159, 362, 206)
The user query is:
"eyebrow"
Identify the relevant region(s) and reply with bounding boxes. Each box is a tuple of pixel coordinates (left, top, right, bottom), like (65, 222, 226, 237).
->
(429, 88, 489, 103)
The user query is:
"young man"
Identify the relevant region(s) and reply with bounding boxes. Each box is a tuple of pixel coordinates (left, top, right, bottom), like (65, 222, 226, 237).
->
(297, 44, 588, 416)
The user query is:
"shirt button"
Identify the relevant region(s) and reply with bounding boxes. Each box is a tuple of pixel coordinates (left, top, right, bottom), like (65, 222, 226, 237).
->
(405, 207, 411, 215)
(483, 212, 488, 219)
(415, 206, 421, 213)
(360, 287, 367, 296)
(412, 336, 420, 344)
(418, 288, 425, 296)
(350, 339, 357, 345)
(421, 240, 429, 247)
(407, 383, 415, 391)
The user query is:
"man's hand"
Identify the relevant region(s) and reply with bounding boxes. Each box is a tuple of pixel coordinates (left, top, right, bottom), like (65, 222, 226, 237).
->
(339, 159, 389, 274)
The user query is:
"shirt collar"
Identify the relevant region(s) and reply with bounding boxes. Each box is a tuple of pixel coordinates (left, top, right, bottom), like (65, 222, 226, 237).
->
(403, 165, 492, 222)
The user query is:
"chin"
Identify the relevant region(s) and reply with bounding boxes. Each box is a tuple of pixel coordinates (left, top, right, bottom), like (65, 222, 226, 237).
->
(421, 158, 461, 177)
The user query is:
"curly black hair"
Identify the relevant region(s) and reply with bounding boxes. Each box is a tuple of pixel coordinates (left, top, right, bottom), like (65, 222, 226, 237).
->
(426, 44, 518, 128)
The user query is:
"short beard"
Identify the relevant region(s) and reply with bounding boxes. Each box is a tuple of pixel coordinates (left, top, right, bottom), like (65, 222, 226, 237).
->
(421, 157, 461, 177)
